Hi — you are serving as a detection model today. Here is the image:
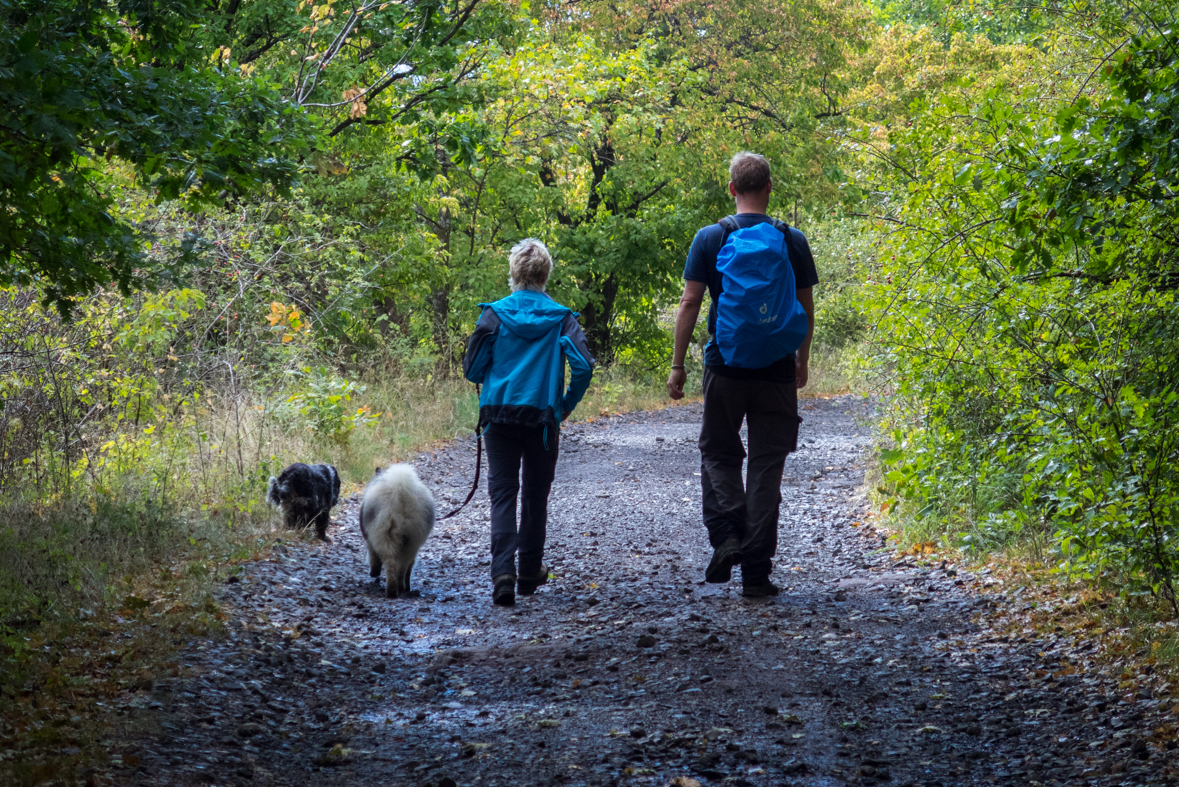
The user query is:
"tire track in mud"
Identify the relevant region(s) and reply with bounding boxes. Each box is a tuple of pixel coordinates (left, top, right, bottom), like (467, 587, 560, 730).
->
(119, 396, 1177, 787)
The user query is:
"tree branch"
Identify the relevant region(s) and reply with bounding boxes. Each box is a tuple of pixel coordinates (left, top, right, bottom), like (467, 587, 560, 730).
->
(328, 82, 449, 137)
(625, 180, 668, 216)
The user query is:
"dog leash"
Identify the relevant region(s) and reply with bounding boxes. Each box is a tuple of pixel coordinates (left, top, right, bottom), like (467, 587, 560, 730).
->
(438, 424, 483, 520)
(438, 386, 483, 523)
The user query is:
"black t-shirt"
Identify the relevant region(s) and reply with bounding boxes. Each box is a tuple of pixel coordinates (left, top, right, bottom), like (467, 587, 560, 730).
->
(683, 214, 819, 382)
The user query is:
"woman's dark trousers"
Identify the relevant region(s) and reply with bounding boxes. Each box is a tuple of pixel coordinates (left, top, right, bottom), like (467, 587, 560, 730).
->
(484, 422, 559, 580)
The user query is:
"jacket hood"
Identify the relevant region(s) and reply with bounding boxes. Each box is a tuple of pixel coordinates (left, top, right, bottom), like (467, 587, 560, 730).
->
(483, 291, 571, 340)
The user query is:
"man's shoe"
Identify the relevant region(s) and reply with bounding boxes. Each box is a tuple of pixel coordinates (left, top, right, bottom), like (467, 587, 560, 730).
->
(705, 539, 743, 584)
(493, 574, 516, 606)
(517, 564, 549, 595)
(742, 581, 780, 598)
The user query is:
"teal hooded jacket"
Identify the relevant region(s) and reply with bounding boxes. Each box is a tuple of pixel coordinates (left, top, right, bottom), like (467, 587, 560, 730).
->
(462, 290, 595, 429)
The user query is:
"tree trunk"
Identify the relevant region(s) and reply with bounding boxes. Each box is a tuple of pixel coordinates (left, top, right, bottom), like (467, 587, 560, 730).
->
(376, 295, 410, 340)
(580, 272, 620, 363)
(430, 205, 453, 375)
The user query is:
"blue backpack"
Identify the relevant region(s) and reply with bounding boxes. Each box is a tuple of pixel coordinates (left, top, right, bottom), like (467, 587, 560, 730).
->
(713, 216, 810, 369)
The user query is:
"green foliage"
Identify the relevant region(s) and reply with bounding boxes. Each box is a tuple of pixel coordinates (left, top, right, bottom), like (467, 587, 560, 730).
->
(0, 287, 187, 494)
(204, 0, 519, 136)
(0, 0, 520, 319)
(554, 0, 873, 190)
(864, 5, 1179, 613)
(875, 0, 1062, 45)
(0, 0, 309, 316)
(384, 1, 877, 365)
(283, 366, 377, 441)
(808, 217, 873, 353)
(467, 36, 713, 363)
(848, 25, 1034, 124)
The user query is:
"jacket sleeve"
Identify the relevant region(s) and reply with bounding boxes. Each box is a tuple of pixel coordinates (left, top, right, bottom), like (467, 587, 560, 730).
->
(559, 313, 595, 416)
(462, 308, 500, 384)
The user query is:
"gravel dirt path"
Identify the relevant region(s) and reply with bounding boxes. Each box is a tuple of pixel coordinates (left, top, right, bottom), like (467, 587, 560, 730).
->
(118, 396, 1177, 787)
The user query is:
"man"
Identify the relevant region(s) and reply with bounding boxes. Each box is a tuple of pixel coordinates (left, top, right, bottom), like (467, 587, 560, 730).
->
(667, 152, 817, 598)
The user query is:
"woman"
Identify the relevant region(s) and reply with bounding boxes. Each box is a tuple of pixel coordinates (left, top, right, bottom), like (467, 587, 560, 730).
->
(462, 239, 595, 606)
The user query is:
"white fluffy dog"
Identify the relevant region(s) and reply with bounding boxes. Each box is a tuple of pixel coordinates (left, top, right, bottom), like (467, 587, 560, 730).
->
(359, 465, 435, 598)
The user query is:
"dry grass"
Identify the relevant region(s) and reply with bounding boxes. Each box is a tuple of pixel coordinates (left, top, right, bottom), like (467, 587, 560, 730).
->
(805, 344, 861, 397)
(321, 377, 480, 485)
(326, 366, 703, 484)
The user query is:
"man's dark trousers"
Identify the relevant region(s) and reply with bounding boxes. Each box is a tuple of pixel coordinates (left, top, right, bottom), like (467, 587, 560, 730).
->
(485, 422, 559, 580)
(699, 369, 799, 584)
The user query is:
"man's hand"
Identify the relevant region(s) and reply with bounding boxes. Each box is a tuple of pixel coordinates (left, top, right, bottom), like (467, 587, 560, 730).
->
(795, 287, 814, 391)
(563, 408, 572, 421)
(669, 281, 705, 400)
(667, 368, 687, 400)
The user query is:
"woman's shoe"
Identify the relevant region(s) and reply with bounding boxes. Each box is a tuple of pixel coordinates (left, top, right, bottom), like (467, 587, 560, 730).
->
(517, 564, 549, 595)
(493, 574, 516, 606)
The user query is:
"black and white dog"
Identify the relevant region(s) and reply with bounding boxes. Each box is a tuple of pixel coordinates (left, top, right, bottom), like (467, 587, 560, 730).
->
(267, 463, 341, 541)
(359, 465, 435, 597)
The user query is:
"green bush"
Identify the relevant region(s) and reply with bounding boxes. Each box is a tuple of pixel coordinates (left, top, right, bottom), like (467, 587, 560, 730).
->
(808, 217, 872, 354)
(0, 489, 179, 623)
(282, 366, 378, 442)
(867, 22, 1179, 614)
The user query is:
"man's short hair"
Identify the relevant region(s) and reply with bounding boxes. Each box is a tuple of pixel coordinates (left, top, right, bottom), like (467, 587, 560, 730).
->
(729, 152, 771, 195)
(509, 238, 553, 292)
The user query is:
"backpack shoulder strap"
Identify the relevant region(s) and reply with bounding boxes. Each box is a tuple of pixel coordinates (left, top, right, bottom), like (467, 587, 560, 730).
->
(767, 217, 800, 261)
(717, 215, 740, 243)
(718, 216, 796, 257)
(767, 217, 790, 236)
(720, 215, 791, 238)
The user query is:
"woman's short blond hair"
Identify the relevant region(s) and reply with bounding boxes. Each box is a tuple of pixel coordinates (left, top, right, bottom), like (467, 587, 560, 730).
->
(509, 238, 553, 292)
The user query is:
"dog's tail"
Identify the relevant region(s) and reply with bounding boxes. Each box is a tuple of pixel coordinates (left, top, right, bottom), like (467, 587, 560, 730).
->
(267, 476, 284, 507)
